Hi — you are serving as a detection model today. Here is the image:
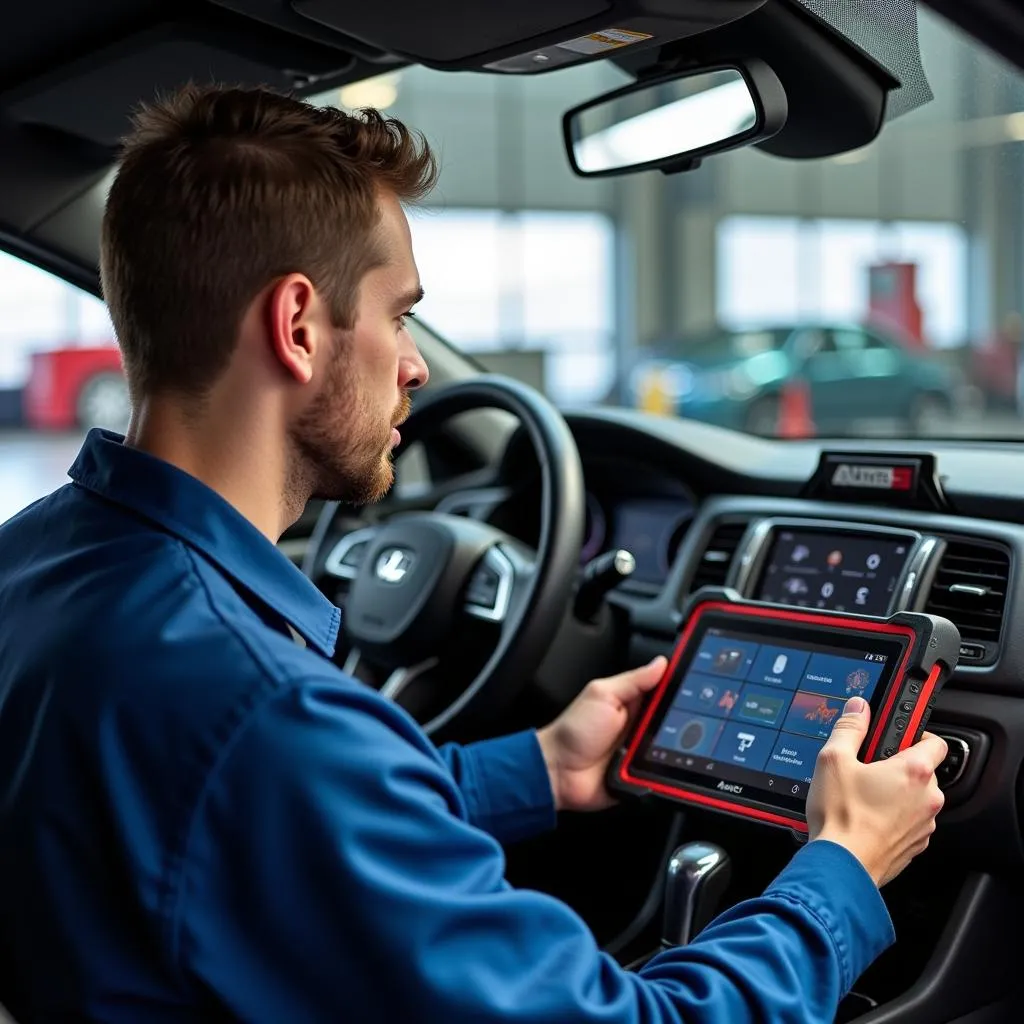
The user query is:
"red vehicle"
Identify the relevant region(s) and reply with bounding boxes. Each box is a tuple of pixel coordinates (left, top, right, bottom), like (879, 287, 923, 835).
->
(23, 345, 129, 432)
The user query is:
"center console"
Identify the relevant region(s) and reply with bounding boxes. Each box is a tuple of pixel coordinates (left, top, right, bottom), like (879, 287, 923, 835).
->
(693, 515, 998, 813)
(730, 518, 940, 620)
(608, 488, 1024, 1022)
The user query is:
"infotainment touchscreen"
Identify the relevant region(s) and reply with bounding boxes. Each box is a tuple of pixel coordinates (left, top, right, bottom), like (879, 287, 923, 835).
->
(611, 595, 960, 831)
(757, 528, 912, 616)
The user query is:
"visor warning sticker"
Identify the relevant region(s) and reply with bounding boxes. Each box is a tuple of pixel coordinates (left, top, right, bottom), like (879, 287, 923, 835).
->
(556, 28, 653, 56)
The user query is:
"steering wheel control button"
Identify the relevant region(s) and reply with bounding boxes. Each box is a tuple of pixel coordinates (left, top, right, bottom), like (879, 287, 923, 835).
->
(900, 700, 915, 714)
(881, 746, 896, 759)
(465, 548, 515, 623)
(466, 565, 500, 609)
(908, 682, 921, 695)
(894, 716, 907, 732)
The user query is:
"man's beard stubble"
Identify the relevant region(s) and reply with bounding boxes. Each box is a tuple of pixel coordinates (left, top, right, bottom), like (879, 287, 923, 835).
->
(289, 350, 412, 507)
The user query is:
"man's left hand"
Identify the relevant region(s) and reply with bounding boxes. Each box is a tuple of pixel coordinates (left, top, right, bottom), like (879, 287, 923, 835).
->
(536, 656, 667, 813)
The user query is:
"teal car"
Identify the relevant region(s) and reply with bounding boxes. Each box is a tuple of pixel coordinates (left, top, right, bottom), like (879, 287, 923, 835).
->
(628, 323, 960, 437)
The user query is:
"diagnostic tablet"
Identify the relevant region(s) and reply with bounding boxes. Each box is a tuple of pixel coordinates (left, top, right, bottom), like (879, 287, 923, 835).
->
(610, 589, 960, 832)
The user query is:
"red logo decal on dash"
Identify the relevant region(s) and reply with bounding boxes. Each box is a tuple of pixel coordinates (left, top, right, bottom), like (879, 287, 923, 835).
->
(830, 464, 914, 491)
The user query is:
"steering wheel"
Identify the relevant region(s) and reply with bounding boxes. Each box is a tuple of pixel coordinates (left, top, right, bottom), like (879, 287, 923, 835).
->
(303, 375, 585, 741)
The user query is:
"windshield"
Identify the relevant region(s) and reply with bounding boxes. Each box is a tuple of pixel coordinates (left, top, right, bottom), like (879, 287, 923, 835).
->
(304, 6, 1024, 440)
(1, 3, 1022, 466)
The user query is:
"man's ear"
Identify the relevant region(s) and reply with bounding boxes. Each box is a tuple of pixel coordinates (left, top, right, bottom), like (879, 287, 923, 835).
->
(267, 273, 323, 385)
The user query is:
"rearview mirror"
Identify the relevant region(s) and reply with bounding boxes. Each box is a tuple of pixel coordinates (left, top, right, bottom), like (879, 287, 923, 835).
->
(563, 61, 787, 177)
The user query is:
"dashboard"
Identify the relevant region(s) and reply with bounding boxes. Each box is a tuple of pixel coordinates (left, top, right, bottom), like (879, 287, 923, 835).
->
(478, 410, 1024, 876)
(581, 493, 695, 589)
(581, 493, 692, 589)
(323, 406, 1024, 880)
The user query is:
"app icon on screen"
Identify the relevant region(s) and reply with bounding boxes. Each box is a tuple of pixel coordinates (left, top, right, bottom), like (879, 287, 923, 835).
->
(784, 691, 847, 740)
(713, 648, 745, 673)
(653, 711, 724, 757)
(750, 646, 809, 689)
(805, 699, 840, 726)
(713, 722, 773, 770)
(716, 689, 739, 712)
(694, 638, 758, 679)
(736, 689, 790, 727)
(673, 675, 741, 719)
(845, 668, 872, 697)
(768, 734, 825, 783)
(680, 720, 706, 749)
(801, 652, 883, 700)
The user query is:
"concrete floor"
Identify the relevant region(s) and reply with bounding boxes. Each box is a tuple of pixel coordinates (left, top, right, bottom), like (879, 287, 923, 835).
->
(0, 432, 85, 524)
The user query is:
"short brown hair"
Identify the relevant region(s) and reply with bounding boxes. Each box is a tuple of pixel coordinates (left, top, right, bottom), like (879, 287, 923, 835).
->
(100, 83, 437, 398)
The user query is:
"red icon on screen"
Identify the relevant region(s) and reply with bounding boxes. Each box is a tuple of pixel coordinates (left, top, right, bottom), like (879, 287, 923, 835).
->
(805, 700, 841, 726)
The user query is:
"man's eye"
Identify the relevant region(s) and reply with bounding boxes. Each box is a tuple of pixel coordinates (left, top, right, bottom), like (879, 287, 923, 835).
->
(398, 311, 418, 329)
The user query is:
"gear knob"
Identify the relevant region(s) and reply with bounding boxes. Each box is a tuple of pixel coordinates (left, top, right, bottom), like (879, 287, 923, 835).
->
(661, 842, 732, 948)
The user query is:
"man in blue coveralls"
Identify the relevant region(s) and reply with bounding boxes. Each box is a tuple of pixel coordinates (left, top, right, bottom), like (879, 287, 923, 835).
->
(0, 84, 947, 1022)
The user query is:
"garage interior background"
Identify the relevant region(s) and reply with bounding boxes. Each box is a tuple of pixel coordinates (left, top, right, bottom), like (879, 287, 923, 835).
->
(1, 7, 1022, 428)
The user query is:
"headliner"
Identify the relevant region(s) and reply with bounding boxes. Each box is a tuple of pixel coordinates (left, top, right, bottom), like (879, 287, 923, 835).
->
(0, 0, 1022, 286)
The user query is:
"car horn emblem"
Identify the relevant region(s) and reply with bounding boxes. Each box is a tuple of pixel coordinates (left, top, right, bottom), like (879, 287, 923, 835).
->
(375, 548, 414, 583)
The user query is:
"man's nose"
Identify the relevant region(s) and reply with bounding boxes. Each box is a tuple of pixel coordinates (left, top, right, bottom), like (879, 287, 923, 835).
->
(399, 335, 430, 391)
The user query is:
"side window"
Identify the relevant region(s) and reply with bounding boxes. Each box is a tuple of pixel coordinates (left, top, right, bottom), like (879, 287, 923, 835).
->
(0, 250, 125, 432)
(832, 326, 902, 376)
(861, 331, 893, 351)
(790, 328, 833, 360)
(0, 251, 126, 522)
(831, 328, 870, 353)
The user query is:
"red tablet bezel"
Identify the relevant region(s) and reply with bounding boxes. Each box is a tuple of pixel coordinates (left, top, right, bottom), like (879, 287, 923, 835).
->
(616, 601, 918, 832)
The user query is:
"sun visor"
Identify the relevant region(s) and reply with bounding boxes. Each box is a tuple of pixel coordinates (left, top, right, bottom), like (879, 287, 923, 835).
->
(2, 15, 360, 150)
(293, 0, 769, 73)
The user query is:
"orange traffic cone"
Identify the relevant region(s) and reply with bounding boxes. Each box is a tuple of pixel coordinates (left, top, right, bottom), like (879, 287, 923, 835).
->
(776, 378, 816, 438)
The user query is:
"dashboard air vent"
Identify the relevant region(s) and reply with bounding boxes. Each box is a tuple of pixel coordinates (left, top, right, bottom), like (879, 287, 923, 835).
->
(688, 519, 749, 594)
(924, 538, 1011, 665)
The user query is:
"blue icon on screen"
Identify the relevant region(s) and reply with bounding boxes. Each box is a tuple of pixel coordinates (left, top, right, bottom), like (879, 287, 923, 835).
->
(713, 722, 773, 771)
(672, 673, 742, 719)
(734, 686, 792, 727)
(692, 636, 759, 679)
(653, 711, 724, 757)
(748, 646, 809, 689)
(800, 653, 884, 701)
(768, 734, 826, 783)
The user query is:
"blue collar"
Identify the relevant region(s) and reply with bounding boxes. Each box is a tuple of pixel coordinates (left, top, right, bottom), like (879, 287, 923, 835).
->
(68, 429, 340, 657)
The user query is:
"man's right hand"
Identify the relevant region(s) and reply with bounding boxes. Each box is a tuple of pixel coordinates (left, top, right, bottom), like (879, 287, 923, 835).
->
(806, 696, 947, 887)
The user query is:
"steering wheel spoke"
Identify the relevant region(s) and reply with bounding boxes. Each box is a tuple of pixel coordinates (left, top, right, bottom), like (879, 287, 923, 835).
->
(379, 656, 442, 702)
(323, 525, 379, 580)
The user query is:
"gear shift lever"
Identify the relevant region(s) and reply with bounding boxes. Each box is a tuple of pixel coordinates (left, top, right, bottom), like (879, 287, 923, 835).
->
(661, 842, 732, 948)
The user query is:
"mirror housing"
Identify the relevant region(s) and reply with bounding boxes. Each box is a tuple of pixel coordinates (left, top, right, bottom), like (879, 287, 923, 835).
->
(562, 58, 787, 177)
